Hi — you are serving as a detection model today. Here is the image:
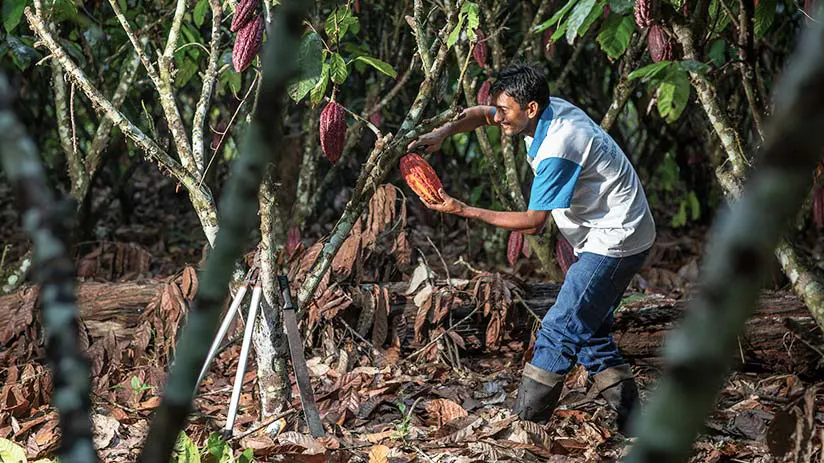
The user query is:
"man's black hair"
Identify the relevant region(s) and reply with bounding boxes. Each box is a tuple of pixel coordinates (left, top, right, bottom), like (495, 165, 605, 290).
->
(489, 63, 550, 112)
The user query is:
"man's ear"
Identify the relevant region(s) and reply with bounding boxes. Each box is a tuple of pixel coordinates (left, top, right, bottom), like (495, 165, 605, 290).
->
(527, 100, 540, 118)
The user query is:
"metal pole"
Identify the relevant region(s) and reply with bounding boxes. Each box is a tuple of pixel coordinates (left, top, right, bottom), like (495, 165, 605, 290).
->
(223, 280, 262, 439)
(194, 283, 249, 394)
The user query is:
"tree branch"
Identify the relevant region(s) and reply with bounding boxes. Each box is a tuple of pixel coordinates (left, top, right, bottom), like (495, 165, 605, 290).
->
(0, 73, 97, 463)
(192, 0, 223, 175)
(137, 2, 308, 461)
(626, 19, 824, 462)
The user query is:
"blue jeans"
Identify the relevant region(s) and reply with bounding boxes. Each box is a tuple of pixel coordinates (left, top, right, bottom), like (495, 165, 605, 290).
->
(531, 250, 649, 375)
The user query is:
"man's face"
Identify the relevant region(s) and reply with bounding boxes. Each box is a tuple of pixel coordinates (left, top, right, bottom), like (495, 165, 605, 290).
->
(492, 91, 537, 136)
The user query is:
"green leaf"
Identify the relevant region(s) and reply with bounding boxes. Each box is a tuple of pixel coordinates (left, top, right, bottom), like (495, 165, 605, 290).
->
(287, 31, 324, 102)
(446, 13, 465, 47)
(566, 0, 597, 44)
(171, 432, 201, 463)
(657, 67, 690, 123)
(628, 61, 671, 81)
(0, 438, 27, 463)
(325, 8, 359, 42)
(754, 0, 776, 38)
(49, 0, 79, 22)
(596, 12, 634, 59)
(707, 39, 726, 67)
(237, 449, 254, 463)
(329, 52, 348, 84)
(194, 0, 209, 27)
(2, 0, 25, 33)
(353, 55, 397, 78)
(708, 0, 732, 34)
(688, 190, 700, 220)
(7, 35, 40, 71)
(463, 2, 480, 40)
(578, 0, 606, 38)
(535, 0, 578, 33)
(608, 0, 633, 14)
(310, 62, 329, 105)
(676, 59, 710, 75)
(671, 201, 687, 227)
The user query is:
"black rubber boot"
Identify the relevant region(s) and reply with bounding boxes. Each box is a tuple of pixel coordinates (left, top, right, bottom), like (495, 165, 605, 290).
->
(592, 364, 640, 436)
(512, 363, 564, 423)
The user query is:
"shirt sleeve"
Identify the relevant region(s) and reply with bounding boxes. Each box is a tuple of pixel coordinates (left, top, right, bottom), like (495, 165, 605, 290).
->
(527, 157, 582, 210)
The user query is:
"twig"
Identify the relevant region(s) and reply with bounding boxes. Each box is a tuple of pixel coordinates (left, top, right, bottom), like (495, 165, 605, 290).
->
(426, 235, 452, 293)
(401, 303, 481, 364)
(192, 0, 223, 174)
(105, 0, 161, 87)
(69, 82, 78, 157)
(227, 409, 296, 442)
(338, 318, 387, 360)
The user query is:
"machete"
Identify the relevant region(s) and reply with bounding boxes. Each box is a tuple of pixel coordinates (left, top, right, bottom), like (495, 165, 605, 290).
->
(278, 274, 325, 437)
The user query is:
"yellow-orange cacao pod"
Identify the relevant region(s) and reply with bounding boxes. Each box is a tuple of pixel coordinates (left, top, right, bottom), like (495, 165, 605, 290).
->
(400, 153, 444, 204)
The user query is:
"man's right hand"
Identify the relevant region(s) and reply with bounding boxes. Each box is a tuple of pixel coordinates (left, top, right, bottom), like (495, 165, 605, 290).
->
(407, 128, 446, 154)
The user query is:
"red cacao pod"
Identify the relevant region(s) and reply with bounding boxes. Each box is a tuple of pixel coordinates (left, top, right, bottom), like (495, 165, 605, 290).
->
(231, 0, 258, 32)
(232, 15, 264, 72)
(555, 235, 577, 276)
(368, 110, 382, 129)
(477, 80, 491, 105)
(814, 187, 824, 229)
(634, 0, 655, 29)
(320, 101, 347, 163)
(522, 235, 531, 257)
(648, 25, 674, 62)
(473, 30, 489, 69)
(399, 153, 444, 204)
(507, 231, 524, 267)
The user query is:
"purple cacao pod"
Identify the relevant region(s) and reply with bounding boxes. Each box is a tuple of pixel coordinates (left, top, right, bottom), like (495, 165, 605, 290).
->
(473, 29, 489, 68)
(648, 25, 674, 62)
(477, 80, 491, 105)
(230, 0, 258, 32)
(555, 235, 577, 276)
(232, 15, 264, 72)
(634, 0, 655, 29)
(507, 231, 523, 267)
(320, 101, 347, 163)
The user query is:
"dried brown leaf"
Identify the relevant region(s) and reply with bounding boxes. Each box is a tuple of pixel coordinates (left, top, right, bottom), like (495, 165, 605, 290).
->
(426, 398, 468, 427)
(368, 444, 390, 463)
(371, 286, 388, 346)
(180, 265, 199, 300)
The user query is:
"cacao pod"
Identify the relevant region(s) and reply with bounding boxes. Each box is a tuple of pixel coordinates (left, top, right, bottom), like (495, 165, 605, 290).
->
(368, 110, 383, 129)
(473, 30, 489, 69)
(634, 0, 655, 29)
(507, 231, 524, 268)
(648, 25, 674, 62)
(232, 15, 264, 72)
(522, 235, 531, 257)
(319, 101, 347, 163)
(477, 80, 491, 105)
(231, 0, 258, 33)
(286, 226, 301, 255)
(399, 153, 444, 204)
(814, 187, 824, 229)
(555, 235, 577, 276)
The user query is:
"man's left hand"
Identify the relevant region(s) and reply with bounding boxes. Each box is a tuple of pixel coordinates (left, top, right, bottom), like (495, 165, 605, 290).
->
(421, 188, 467, 216)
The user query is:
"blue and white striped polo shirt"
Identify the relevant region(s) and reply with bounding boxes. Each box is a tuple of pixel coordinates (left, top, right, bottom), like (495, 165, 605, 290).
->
(524, 97, 655, 257)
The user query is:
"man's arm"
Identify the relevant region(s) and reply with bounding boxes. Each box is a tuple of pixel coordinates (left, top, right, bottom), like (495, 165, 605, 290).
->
(423, 188, 549, 234)
(408, 105, 497, 154)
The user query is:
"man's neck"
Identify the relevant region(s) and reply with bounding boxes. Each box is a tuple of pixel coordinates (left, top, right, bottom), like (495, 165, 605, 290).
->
(523, 117, 539, 138)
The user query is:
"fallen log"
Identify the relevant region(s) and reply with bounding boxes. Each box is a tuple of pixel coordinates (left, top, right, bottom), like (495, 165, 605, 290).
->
(374, 282, 824, 378)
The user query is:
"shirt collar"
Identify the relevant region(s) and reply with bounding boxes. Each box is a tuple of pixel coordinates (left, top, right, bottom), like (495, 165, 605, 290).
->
(527, 100, 554, 159)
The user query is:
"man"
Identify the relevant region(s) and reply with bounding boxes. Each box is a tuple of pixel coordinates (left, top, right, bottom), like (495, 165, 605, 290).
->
(407, 63, 656, 434)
